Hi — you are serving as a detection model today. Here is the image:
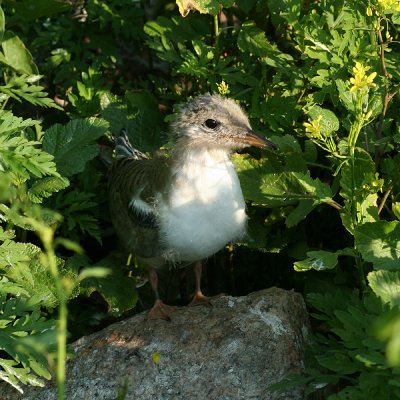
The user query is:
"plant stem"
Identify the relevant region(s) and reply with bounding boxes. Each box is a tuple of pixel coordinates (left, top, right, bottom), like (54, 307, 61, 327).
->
(378, 186, 392, 215)
(326, 200, 343, 211)
(374, 18, 395, 165)
(45, 240, 67, 400)
(355, 252, 368, 293)
(214, 14, 219, 44)
(57, 298, 67, 400)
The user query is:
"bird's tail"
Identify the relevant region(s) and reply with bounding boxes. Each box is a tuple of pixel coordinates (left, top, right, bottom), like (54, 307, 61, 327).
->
(113, 129, 147, 160)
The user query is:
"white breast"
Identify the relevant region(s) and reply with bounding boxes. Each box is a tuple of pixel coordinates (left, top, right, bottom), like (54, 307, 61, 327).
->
(158, 148, 247, 262)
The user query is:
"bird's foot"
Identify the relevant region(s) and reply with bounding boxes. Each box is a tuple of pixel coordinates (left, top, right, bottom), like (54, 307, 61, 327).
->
(147, 299, 177, 321)
(189, 291, 212, 307)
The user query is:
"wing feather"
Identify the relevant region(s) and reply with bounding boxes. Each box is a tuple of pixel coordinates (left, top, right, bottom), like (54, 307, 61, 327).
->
(108, 153, 169, 259)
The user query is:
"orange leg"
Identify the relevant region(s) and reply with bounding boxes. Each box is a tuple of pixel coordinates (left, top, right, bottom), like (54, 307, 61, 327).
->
(189, 261, 211, 307)
(147, 268, 176, 321)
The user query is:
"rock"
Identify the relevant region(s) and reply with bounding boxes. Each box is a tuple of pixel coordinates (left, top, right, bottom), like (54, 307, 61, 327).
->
(2, 287, 310, 400)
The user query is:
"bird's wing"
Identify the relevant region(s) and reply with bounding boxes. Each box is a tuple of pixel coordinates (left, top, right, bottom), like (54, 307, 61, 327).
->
(108, 155, 169, 259)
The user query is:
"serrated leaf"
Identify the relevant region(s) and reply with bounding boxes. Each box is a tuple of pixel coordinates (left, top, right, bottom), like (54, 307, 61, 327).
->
(368, 270, 400, 306)
(355, 221, 400, 270)
(0, 136, 59, 182)
(0, 227, 15, 242)
(238, 22, 270, 58)
(42, 118, 109, 177)
(0, 295, 55, 389)
(237, 21, 293, 68)
(0, 240, 79, 307)
(28, 176, 70, 203)
(1, 31, 38, 75)
(52, 189, 101, 243)
(0, 75, 61, 109)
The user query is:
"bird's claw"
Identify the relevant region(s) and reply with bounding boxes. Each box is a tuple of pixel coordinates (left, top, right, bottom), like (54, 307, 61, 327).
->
(146, 299, 177, 321)
(189, 291, 212, 307)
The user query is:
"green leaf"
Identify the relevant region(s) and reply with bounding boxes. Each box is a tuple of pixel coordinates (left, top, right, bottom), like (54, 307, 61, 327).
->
(28, 176, 70, 203)
(0, 75, 62, 108)
(233, 154, 332, 205)
(368, 93, 383, 118)
(0, 227, 14, 242)
(0, 295, 55, 390)
(0, 7, 5, 43)
(368, 270, 400, 306)
(285, 200, 314, 228)
(340, 148, 381, 229)
(42, 117, 109, 177)
(340, 150, 376, 200)
(355, 221, 400, 270)
(294, 248, 355, 272)
(81, 256, 138, 316)
(125, 91, 164, 152)
(0, 240, 79, 307)
(1, 31, 38, 74)
(393, 202, 400, 220)
(237, 21, 293, 68)
(267, 0, 301, 26)
(9, 0, 72, 21)
(238, 21, 270, 58)
(336, 79, 355, 112)
(307, 105, 339, 134)
(0, 111, 60, 182)
(52, 190, 102, 243)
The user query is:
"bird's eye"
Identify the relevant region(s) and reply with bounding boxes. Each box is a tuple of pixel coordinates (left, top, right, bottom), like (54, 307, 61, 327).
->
(204, 119, 219, 129)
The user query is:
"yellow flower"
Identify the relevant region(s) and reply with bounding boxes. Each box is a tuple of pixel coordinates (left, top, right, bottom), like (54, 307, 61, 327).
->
(349, 62, 377, 93)
(303, 116, 322, 139)
(216, 80, 230, 95)
(377, 0, 400, 11)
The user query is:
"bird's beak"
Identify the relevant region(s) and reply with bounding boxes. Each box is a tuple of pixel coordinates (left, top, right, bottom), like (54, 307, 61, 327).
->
(243, 130, 277, 149)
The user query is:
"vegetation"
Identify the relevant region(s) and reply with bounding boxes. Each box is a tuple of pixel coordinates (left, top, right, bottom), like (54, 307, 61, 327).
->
(1, 0, 400, 398)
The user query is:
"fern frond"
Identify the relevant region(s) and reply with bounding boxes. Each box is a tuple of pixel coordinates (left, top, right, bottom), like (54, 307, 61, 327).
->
(0, 74, 62, 109)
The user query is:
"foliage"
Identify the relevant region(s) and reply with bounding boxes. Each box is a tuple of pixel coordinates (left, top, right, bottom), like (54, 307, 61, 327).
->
(0, 0, 400, 398)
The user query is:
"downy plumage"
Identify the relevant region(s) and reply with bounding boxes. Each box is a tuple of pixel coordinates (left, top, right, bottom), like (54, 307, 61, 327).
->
(108, 94, 276, 319)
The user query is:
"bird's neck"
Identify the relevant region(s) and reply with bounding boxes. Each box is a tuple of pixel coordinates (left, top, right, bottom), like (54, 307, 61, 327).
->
(170, 139, 231, 172)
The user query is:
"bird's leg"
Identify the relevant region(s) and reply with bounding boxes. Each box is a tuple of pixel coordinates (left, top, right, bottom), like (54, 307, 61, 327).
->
(147, 268, 176, 321)
(189, 260, 211, 307)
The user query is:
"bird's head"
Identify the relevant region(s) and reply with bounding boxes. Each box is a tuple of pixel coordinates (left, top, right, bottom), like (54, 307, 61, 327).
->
(171, 94, 276, 151)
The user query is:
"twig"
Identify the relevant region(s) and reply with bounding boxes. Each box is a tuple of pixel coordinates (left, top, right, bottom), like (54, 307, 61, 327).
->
(378, 186, 392, 215)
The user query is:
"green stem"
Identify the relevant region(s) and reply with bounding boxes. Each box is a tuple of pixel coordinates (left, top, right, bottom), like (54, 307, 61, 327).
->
(214, 14, 219, 44)
(355, 252, 368, 293)
(57, 299, 67, 400)
(348, 92, 369, 290)
(45, 242, 67, 400)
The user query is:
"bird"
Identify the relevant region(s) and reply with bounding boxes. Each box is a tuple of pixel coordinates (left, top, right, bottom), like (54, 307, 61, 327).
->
(108, 94, 276, 320)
